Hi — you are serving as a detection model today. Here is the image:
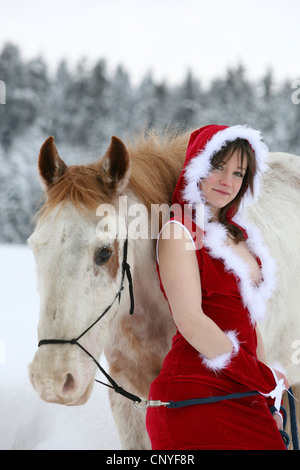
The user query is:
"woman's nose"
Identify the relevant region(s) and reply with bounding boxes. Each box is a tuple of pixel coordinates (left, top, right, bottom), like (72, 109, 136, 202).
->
(220, 172, 232, 186)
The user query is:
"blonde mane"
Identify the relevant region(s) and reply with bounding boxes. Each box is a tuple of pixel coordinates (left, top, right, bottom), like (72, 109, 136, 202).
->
(37, 129, 189, 219)
(127, 129, 188, 210)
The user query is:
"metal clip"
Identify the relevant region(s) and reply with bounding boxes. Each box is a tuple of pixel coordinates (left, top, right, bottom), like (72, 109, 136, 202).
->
(134, 399, 169, 410)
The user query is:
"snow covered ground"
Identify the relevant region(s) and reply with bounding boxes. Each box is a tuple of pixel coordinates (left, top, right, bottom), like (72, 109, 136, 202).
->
(0, 244, 121, 450)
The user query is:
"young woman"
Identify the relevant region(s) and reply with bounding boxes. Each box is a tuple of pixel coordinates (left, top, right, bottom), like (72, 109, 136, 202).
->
(146, 124, 289, 450)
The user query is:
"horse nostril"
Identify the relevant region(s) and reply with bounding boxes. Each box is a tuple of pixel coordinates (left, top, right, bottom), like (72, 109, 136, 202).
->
(63, 373, 75, 394)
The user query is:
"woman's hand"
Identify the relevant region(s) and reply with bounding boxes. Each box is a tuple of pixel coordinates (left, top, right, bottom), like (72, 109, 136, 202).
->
(272, 412, 283, 430)
(271, 368, 290, 430)
(273, 368, 290, 390)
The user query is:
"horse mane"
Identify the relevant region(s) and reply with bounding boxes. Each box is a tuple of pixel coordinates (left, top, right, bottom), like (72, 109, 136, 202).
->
(36, 163, 113, 219)
(37, 129, 189, 219)
(127, 129, 188, 210)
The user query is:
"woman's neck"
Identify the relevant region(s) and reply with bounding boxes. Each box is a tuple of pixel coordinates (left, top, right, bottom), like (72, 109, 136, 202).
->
(207, 205, 220, 222)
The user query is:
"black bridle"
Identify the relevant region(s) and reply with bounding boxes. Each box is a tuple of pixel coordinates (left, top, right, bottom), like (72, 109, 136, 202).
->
(38, 236, 142, 404)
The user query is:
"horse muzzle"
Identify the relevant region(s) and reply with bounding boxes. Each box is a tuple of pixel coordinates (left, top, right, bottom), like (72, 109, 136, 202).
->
(28, 346, 95, 406)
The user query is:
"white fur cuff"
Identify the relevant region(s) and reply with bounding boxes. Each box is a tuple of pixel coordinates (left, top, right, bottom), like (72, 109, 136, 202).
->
(200, 330, 240, 372)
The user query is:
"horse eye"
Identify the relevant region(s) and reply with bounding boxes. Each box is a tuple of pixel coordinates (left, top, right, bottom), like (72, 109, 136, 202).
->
(94, 247, 112, 265)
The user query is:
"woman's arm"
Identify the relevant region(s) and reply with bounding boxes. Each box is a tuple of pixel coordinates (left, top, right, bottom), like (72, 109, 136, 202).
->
(256, 325, 268, 363)
(158, 223, 233, 359)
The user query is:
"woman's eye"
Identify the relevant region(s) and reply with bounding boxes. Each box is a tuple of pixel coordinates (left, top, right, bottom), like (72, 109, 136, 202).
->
(94, 247, 112, 265)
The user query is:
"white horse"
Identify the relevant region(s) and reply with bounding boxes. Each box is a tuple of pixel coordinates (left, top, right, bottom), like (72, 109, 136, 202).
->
(28, 132, 300, 449)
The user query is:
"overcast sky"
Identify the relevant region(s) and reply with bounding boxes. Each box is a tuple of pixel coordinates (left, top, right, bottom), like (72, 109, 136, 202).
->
(0, 0, 299, 86)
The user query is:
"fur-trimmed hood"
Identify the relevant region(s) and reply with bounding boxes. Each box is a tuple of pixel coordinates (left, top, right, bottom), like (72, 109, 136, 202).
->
(172, 124, 276, 325)
(172, 124, 270, 219)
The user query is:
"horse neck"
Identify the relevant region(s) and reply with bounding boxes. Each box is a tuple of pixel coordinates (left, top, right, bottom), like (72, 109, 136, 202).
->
(124, 191, 160, 310)
(107, 191, 174, 342)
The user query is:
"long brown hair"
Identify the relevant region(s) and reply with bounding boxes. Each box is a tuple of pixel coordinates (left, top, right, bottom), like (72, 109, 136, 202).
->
(211, 138, 257, 243)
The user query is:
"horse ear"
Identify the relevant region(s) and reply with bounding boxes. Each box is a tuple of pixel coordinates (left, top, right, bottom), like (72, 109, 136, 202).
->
(38, 136, 67, 189)
(101, 136, 130, 193)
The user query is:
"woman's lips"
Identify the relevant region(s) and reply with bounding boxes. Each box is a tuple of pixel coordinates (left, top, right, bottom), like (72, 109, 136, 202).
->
(213, 189, 230, 196)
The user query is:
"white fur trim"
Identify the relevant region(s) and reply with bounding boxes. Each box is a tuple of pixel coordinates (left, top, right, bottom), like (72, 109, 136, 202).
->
(200, 330, 240, 372)
(203, 218, 277, 325)
(182, 125, 269, 215)
(157, 211, 277, 325)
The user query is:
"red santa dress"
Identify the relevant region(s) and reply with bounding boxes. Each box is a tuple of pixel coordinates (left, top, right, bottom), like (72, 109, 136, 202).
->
(146, 125, 287, 450)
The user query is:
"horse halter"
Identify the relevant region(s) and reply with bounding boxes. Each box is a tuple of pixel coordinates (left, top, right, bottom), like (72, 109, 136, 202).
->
(38, 236, 142, 404)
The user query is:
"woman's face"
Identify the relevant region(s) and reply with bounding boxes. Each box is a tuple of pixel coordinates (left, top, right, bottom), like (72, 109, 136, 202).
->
(200, 150, 247, 217)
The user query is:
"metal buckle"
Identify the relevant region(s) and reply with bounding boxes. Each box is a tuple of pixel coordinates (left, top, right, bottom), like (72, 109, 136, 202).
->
(134, 399, 169, 410)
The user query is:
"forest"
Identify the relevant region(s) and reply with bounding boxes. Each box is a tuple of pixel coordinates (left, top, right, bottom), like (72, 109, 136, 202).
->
(0, 42, 299, 243)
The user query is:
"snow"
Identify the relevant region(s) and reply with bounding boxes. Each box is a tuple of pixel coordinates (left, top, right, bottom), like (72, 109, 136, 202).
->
(0, 244, 121, 450)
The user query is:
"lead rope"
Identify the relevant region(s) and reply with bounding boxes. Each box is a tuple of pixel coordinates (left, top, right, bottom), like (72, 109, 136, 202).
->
(272, 387, 299, 450)
(288, 386, 299, 450)
(140, 388, 299, 450)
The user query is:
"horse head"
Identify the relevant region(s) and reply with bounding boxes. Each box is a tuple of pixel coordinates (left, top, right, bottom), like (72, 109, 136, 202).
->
(28, 135, 133, 406)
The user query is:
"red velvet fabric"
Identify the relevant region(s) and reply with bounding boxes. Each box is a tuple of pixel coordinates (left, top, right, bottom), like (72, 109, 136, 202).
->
(146, 219, 286, 450)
